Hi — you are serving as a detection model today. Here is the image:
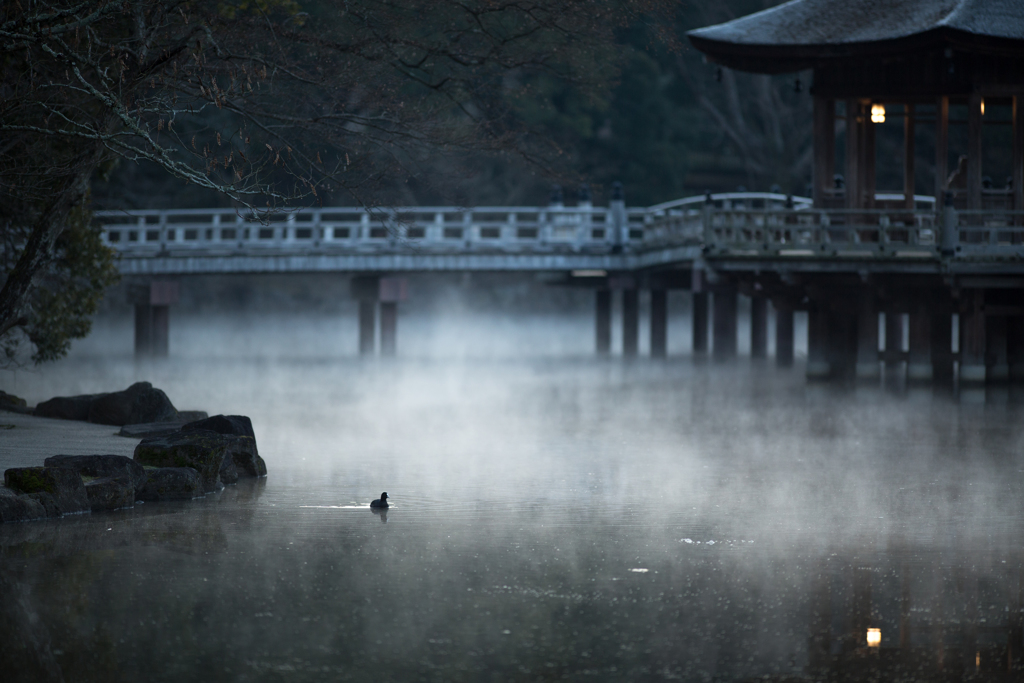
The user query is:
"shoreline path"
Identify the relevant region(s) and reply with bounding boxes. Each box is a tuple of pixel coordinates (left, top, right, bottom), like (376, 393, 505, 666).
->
(0, 412, 140, 473)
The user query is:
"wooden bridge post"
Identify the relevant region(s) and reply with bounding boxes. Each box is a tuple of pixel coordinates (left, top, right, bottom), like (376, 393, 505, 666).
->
(931, 312, 954, 384)
(986, 315, 1009, 382)
(908, 304, 933, 383)
(960, 290, 986, 384)
(650, 289, 667, 358)
(774, 304, 794, 368)
(692, 292, 708, 354)
(750, 296, 768, 359)
(856, 295, 880, 381)
(884, 310, 905, 371)
(712, 285, 737, 361)
(352, 276, 379, 355)
(378, 277, 407, 358)
(131, 281, 177, 360)
(622, 288, 639, 357)
(806, 305, 830, 380)
(595, 289, 611, 355)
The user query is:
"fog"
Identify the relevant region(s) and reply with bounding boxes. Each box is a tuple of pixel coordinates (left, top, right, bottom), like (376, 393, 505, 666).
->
(2, 275, 1023, 681)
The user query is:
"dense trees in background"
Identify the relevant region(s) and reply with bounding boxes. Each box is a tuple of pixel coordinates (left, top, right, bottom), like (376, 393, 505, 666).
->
(1, 0, 672, 364)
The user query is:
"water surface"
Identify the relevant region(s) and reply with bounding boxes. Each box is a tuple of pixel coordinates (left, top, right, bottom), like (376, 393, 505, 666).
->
(4, 359, 1024, 682)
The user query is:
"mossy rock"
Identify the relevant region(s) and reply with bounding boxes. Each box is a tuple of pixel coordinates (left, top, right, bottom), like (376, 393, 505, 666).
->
(3, 467, 89, 515)
(133, 430, 229, 493)
(137, 467, 202, 501)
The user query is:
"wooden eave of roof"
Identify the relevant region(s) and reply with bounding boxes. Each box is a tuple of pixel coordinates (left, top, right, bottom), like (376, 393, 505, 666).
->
(688, 26, 1024, 75)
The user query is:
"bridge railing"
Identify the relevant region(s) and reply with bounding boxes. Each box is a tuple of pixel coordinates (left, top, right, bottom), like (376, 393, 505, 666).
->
(95, 192, 1024, 261)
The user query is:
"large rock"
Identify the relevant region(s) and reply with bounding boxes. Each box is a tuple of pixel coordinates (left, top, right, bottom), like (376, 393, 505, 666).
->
(3, 467, 89, 515)
(43, 455, 147, 494)
(0, 390, 31, 415)
(84, 477, 135, 511)
(134, 431, 228, 493)
(0, 487, 46, 523)
(34, 394, 104, 421)
(181, 414, 256, 440)
(88, 382, 178, 426)
(137, 467, 202, 501)
(182, 415, 266, 478)
(219, 455, 239, 486)
(26, 493, 60, 518)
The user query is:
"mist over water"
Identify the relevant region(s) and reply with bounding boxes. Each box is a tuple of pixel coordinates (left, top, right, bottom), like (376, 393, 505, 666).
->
(3, 288, 1023, 681)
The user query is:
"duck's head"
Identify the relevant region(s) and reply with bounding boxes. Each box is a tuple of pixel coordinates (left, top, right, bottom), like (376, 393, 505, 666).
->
(380, 492, 389, 501)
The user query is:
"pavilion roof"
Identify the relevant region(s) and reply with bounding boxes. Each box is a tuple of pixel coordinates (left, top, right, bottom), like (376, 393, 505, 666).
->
(688, 0, 1024, 74)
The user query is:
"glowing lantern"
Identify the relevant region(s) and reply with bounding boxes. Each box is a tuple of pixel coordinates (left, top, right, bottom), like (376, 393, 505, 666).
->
(981, 99, 986, 116)
(870, 104, 886, 123)
(866, 628, 881, 647)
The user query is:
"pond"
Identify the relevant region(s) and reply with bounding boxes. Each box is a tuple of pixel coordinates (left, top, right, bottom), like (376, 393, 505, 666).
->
(4, 358, 1024, 682)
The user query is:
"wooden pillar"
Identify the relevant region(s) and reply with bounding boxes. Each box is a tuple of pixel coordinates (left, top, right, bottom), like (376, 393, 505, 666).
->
(936, 96, 949, 209)
(1015, 95, 1024, 212)
(813, 97, 836, 208)
(379, 302, 397, 356)
(151, 306, 169, 358)
(358, 301, 376, 355)
(846, 99, 862, 209)
(904, 103, 916, 209)
(885, 310, 905, 368)
(932, 312, 955, 384)
(595, 290, 611, 355)
(692, 291, 708, 354)
(622, 289, 639, 358)
(750, 296, 768, 359)
(863, 103, 876, 208)
(908, 305, 933, 383)
(961, 290, 986, 384)
(712, 287, 737, 361)
(1009, 316, 1024, 382)
(856, 295, 879, 380)
(806, 306, 830, 380)
(827, 305, 858, 381)
(775, 304, 794, 368)
(650, 290, 667, 359)
(987, 315, 1009, 383)
(968, 92, 983, 210)
(134, 304, 153, 359)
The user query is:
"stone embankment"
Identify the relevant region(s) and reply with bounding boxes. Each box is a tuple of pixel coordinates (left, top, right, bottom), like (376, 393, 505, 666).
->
(0, 384, 266, 523)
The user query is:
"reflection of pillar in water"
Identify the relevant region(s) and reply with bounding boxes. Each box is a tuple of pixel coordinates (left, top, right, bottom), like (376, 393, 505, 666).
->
(806, 306, 830, 380)
(856, 296, 880, 381)
(884, 310, 904, 369)
(960, 290, 986, 384)
(908, 305, 933, 383)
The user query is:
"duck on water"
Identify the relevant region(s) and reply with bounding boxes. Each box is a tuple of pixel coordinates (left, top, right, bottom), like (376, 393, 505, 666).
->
(370, 492, 389, 508)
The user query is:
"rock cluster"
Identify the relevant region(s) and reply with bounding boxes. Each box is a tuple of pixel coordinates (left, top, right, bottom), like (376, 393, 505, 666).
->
(30, 382, 206, 426)
(0, 413, 267, 523)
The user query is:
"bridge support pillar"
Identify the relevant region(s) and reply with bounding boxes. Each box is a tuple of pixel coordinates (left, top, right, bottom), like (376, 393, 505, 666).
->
(856, 297, 879, 381)
(960, 290, 986, 384)
(712, 287, 737, 362)
(775, 305, 794, 368)
(908, 306, 933, 383)
(595, 290, 611, 355)
(622, 289, 639, 358)
(827, 306, 858, 381)
(380, 302, 397, 357)
(650, 290, 667, 358)
(750, 296, 767, 359)
(358, 301, 376, 355)
(692, 291, 708, 355)
(1008, 317, 1024, 382)
(986, 315, 1009, 383)
(806, 306, 830, 380)
(131, 281, 177, 360)
(931, 312, 955, 385)
(884, 311, 904, 371)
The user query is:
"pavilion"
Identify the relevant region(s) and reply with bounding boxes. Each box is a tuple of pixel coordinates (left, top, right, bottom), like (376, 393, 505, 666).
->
(688, 0, 1024, 385)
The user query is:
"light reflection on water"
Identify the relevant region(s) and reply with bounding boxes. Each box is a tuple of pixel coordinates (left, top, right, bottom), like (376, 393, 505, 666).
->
(4, 359, 1024, 682)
